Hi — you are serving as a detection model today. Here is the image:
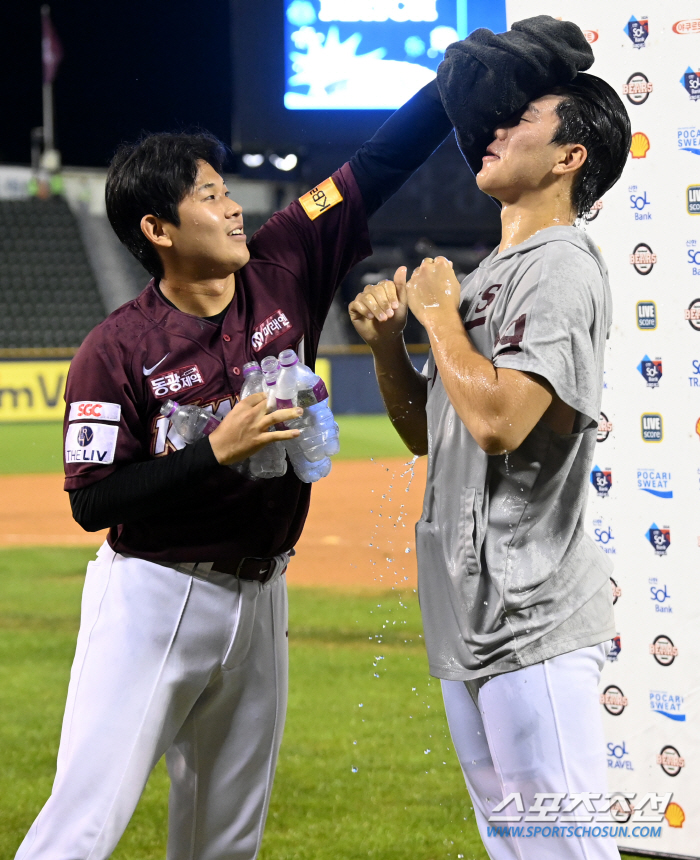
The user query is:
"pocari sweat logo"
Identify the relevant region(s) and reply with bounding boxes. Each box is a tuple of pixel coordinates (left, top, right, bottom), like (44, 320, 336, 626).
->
(650, 691, 686, 722)
(681, 67, 700, 101)
(590, 465, 612, 497)
(678, 126, 700, 155)
(637, 467, 672, 498)
(637, 355, 662, 387)
(646, 523, 671, 556)
(625, 16, 649, 48)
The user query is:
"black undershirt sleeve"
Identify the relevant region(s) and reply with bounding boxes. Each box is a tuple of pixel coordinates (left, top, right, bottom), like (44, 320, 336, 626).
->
(349, 78, 454, 218)
(69, 290, 230, 533)
(69, 437, 220, 531)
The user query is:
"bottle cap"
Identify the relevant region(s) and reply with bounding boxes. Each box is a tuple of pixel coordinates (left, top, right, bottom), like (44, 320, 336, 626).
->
(279, 348, 298, 367)
(160, 399, 178, 418)
(242, 361, 261, 376)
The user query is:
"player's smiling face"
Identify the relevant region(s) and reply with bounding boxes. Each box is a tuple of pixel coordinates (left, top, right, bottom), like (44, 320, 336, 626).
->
(165, 160, 250, 278)
(476, 94, 576, 205)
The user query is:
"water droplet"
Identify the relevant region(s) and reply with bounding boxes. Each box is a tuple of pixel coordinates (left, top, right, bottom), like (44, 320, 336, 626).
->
(351, 766, 358, 773)
(405, 547, 411, 553)
(358, 703, 363, 708)
(424, 749, 431, 754)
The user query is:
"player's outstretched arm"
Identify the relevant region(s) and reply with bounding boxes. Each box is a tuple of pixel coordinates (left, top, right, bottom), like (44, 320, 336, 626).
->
(405, 257, 555, 455)
(349, 268, 428, 456)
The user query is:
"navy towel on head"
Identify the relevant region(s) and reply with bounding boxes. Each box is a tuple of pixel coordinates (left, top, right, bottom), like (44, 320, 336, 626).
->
(437, 15, 594, 175)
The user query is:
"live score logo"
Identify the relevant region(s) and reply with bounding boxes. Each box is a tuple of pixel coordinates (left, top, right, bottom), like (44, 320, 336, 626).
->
(637, 300, 657, 329)
(641, 413, 663, 442)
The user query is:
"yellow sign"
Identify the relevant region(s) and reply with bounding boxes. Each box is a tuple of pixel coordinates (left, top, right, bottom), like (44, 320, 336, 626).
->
(298, 177, 343, 221)
(0, 361, 70, 423)
(316, 357, 331, 408)
(0, 359, 330, 422)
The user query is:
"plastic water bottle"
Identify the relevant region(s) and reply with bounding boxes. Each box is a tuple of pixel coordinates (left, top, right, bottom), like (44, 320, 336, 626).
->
(240, 361, 287, 479)
(160, 399, 220, 444)
(159, 399, 249, 478)
(275, 349, 340, 462)
(261, 356, 331, 483)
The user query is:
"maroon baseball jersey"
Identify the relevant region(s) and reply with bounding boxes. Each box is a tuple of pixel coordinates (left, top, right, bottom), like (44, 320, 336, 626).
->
(63, 163, 371, 563)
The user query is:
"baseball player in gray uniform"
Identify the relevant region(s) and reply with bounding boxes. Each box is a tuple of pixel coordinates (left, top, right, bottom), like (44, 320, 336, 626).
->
(350, 65, 631, 860)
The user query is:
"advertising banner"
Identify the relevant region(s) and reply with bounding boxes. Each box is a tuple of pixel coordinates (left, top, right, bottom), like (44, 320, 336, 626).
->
(0, 361, 70, 423)
(505, 2, 700, 856)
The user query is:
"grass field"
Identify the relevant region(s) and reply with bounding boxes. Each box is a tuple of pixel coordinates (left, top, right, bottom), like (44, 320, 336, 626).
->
(0, 548, 663, 860)
(0, 547, 480, 860)
(0, 415, 409, 475)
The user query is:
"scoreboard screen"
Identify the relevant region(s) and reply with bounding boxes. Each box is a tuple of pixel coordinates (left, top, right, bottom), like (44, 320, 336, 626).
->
(284, 0, 505, 110)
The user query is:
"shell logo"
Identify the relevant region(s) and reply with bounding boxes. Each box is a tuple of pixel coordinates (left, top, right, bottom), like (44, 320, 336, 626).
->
(584, 30, 599, 43)
(665, 802, 685, 828)
(630, 132, 650, 159)
(696, 417, 700, 439)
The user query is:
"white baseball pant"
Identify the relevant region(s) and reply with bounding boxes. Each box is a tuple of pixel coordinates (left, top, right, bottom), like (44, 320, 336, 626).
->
(15, 542, 289, 860)
(442, 643, 620, 860)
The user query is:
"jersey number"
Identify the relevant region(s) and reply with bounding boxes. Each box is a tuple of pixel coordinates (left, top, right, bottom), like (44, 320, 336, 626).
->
(496, 314, 527, 350)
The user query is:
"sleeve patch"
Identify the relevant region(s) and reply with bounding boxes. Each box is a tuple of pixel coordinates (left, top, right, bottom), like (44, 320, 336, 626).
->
(298, 177, 343, 221)
(69, 401, 122, 422)
(65, 422, 119, 466)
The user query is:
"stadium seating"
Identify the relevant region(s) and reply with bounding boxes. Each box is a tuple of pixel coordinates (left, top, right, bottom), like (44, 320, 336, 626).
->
(0, 197, 106, 348)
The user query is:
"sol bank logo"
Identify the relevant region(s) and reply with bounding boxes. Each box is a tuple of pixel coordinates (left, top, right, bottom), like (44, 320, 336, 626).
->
(625, 16, 649, 48)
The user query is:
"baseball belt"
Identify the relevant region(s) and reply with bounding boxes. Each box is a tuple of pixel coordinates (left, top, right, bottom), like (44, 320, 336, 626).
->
(164, 555, 285, 584)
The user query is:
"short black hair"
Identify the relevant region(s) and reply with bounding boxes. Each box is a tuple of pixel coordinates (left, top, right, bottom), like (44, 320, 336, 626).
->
(105, 132, 228, 278)
(548, 73, 631, 218)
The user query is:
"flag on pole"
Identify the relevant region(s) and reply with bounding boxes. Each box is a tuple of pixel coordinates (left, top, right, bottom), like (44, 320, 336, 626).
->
(41, 6, 63, 85)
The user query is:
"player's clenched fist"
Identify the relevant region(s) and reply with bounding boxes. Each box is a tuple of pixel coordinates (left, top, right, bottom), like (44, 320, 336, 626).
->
(405, 256, 460, 327)
(208, 392, 302, 466)
(348, 266, 409, 347)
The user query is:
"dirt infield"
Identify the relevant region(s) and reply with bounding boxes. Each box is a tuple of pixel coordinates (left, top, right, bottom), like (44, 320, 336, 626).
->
(0, 458, 427, 590)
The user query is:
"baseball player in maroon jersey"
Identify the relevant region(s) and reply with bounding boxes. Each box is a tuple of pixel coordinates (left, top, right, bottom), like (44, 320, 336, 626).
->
(14, 21, 589, 860)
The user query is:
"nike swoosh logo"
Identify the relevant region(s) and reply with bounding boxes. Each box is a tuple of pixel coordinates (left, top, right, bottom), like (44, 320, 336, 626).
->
(142, 353, 170, 376)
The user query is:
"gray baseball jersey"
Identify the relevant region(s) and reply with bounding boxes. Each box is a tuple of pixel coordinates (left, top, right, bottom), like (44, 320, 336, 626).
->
(417, 226, 615, 682)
